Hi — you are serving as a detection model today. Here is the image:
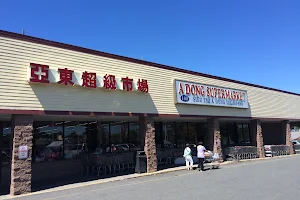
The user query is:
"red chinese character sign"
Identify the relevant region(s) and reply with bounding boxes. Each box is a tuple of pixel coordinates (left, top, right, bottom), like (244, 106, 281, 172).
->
(138, 79, 149, 93)
(27, 63, 149, 93)
(82, 71, 97, 88)
(28, 63, 50, 84)
(122, 76, 133, 91)
(103, 74, 117, 90)
(58, 68, 74, 86)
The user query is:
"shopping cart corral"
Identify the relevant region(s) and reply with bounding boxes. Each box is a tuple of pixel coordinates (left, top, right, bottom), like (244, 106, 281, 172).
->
(224, 146, 258, 161)
(264, 145, 290, 157)
(204, 151, 221, 170)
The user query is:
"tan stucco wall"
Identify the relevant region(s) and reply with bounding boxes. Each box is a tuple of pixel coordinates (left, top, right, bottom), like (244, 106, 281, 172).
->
(0, 36, 300, 119)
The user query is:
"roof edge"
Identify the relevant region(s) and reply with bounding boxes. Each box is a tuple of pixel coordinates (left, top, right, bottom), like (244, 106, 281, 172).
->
(0, 29, 299, 96)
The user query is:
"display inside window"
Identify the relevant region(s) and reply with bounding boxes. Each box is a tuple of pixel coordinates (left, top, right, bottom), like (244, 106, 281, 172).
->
(34, 122, 64, 162)
(129, 123, 140, 151)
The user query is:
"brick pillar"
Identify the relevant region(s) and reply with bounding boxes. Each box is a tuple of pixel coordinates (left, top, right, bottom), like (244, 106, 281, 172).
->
(10, 115, 33, 195)
(282, 120, 294, 155)
(139, 116, 157, 173)
(207, 118, 223, 162)
(250, 119, 265, 158)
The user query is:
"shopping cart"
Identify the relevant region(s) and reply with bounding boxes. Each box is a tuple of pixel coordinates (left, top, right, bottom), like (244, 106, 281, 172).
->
(204, 151, 220, 170)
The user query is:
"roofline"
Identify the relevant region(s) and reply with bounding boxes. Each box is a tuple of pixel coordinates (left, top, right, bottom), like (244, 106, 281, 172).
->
(0, 29, 299, 96)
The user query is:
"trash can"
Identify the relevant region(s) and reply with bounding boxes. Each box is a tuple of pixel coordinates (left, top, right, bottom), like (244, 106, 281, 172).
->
(135, 151, 147, 173)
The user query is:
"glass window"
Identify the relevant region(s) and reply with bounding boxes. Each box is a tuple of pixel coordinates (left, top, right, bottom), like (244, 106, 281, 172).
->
(188, 123, 198, 145)
(2, 122, 12, 166)
(176, 123, 188, 148)
(64, 122, 88, 159)
(163, 123, 176, 148)
(154, 122, 163, 148)
(87, 121, 98, 154)
(100, 123, 110, 153)
(110, 122, 128, 152)
(227, 123, 237, 145)
(220, 123, 229, 146)
(237, 124, 244, 144)
(129, 123, 140, 151)
(198, 123, 208, 146)
(34, 121, 64, 162)
(243, 124, 251, 144)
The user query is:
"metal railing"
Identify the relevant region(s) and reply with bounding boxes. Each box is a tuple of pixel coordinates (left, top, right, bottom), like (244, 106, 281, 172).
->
(224, 146, 258, 161)
(264, 145, 290, 157)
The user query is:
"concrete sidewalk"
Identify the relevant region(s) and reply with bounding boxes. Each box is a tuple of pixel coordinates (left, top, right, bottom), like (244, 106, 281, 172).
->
(1, 154, 299, 199)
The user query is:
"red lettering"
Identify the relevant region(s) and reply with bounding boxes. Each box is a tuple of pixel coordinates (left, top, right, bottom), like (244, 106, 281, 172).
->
(225, 90, 230, 99)
(206, 87, 211, 97)
(185, 84, 191, 95)
(82, 71, 97, 88)
(201, 86, 205, 96)
(179, 83, 184, 94)
(121, 76, 133, 91)
(214, 88, 218, 97)
(138, 79, 149, 93)
(103, 74, 117, 90)
(58, 68, 74, 86)
(195, 85, 201, 95)
(29, 63, 50, 84)
(221, 89, 225, 98)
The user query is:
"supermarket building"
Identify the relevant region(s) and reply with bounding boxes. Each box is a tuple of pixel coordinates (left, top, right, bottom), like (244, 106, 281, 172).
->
(0, 30, 299, 195)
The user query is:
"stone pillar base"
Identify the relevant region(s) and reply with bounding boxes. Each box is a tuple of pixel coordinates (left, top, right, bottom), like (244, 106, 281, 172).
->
(282, 120, 294, 155)
(140, 116, 157, 173)
(207, 118, 223, 162)
(251, 120, 265, 158)
(10, 115, 33, 195)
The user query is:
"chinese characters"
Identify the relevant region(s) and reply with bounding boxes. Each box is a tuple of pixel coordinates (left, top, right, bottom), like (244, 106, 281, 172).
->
(27, 63, 149, 93)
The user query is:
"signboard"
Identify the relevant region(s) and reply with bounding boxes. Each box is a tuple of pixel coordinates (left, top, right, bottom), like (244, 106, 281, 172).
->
(174, 80, 249, 109)
(27, 63, 149, 93)
(18, 145, 29, 160)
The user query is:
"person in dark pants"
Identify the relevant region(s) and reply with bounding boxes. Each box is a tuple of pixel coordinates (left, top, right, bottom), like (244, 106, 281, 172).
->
(197, 141, 206, 171)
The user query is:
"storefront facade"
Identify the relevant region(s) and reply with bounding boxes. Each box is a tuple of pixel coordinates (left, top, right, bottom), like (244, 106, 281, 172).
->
(0, 30, 300, 195)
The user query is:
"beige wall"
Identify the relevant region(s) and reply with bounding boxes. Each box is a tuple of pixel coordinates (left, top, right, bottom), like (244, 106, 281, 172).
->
(0, 36, 300, 119)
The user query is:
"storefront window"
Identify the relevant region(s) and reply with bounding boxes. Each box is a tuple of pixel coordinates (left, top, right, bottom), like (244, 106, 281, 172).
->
(220, 123, 229, 146)
(64, 122, 88, 159)
(100, 123, 110, 153)
(237, 124, 244, 144)
(129, 123, 140, 151)
(188, 123, 198, 145)
(243, 124, 250, 144)
(155, 122, 163, 148)
(176, 123, 188, 148)
(34, 122, 64, 162)
(110, 122, 128, 152)
(163, 123, 176, 148)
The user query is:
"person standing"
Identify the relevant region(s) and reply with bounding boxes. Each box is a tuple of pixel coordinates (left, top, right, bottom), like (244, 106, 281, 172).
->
(183, 143, 193, 170)
(197, 141, 206, 171)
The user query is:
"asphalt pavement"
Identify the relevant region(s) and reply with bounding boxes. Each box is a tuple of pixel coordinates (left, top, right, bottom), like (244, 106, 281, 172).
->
(2, 155, 300, 200)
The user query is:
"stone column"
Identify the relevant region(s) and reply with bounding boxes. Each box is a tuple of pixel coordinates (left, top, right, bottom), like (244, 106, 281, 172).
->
(139, 116, 157, 173)
(250, 119, 265, 158)
(10, 115, 33, 195)
(282, 120, 294, 155)
(207, 118, 223, 162)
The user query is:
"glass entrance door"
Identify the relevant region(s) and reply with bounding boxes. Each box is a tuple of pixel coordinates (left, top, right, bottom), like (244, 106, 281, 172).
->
(1, 122, 12, 195)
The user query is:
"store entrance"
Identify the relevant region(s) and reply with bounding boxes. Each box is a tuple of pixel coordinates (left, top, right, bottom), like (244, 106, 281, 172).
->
(0, 122, 12, 195)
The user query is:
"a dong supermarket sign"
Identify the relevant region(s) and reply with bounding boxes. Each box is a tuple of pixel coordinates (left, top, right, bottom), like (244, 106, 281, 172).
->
(174, 80, 249, 109)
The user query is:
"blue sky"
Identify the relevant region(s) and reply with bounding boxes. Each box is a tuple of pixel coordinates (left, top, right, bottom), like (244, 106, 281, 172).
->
(1, 0, 300, 93)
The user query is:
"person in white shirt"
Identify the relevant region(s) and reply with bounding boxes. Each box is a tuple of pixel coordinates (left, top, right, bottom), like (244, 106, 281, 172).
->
(183, 143, 193, 170)
(197, 141, 206, 171)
